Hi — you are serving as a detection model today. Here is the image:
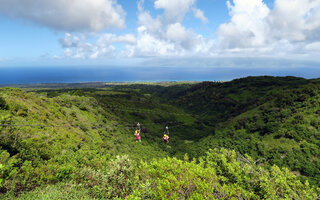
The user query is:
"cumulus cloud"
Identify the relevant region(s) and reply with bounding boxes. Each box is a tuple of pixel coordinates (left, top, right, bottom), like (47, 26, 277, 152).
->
(166, 23, 188, 42)
(193, 8, 208, 24)
(96, 34, 137, 45)
(0, 0, 126, 32)
(60, 33, 136, 59)
(130, 26, 176, 57)
(59, 33, 82, 48)
(269, 0, 320, 42)
(126, 0, 213, 57)
(154, 0, 196, 22)
(217, 0, 270, 49)
(137, 9, 163, 36)
(305, 42, 320, 51)
(217, 0, 320, 57)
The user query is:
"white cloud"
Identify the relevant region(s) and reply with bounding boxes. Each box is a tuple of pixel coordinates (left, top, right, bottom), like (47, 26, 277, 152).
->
(217, 0, 270, 49)
(60, 33, 136, 59)
(215, 0, 320, 59)
(126, 0, 214, 57)
(130, 26, 176, 57)
(305, 42, 320, 51)
(64, 49, 73, 57)
(0, 0, 126, 32)
(193, 8, 208, 24)
(137, 9, 163, 36)
(165, 23, 213, 53)
(154, 0, 196, 22)
(59, 33, 82, 48)
(96, 34, 137, 45)
(166, 23, 188, 41)
(269, 0, 320, 42)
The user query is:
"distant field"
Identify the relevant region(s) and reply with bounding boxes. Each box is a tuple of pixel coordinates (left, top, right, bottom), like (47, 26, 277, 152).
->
(0, 81, 201, 89)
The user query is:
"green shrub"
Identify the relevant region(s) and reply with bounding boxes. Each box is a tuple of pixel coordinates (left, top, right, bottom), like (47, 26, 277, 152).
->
(0, 164, 3, 187)
(0, 97, 8, 110)
(56, 164, 74, 181)
(17, 109, 28, 117)
(130, 149, 319, 199)
(13, 182, 96, 200)
(107, 155, 135, 198)
(74, 155, 136, 199)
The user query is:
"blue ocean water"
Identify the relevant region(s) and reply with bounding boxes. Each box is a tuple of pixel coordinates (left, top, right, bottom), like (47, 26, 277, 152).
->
(0, 66, 319, 84)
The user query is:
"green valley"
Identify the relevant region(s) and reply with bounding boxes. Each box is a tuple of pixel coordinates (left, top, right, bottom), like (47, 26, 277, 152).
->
(1, 76, 320, 199)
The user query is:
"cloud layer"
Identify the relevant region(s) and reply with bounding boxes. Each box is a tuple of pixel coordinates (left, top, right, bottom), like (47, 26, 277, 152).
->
(61, 0, 211, 58)
(60, 0, 320, 61)
(2, 0, 318, 62)
(0, 0, 126, 31)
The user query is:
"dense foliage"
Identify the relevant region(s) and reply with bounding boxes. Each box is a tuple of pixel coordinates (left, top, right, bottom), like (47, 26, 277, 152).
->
(6, 149, 320, 199)
(181, 77, 320, 185)
(108, 76, 320, 185)
(1, 76, 320, 199)
(0, 87, 168, 198)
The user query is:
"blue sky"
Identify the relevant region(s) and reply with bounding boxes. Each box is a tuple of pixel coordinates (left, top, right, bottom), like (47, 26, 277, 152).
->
(0, 0, 319, 71)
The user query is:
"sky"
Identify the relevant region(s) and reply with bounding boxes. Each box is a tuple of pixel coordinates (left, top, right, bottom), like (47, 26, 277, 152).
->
(0, 0, 320, 71)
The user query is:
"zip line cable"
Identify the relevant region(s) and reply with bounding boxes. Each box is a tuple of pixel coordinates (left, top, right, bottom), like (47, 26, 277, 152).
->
(0, 124, 132, 129)
(0, 121, 187, 130)
(0, 120, 186, 128)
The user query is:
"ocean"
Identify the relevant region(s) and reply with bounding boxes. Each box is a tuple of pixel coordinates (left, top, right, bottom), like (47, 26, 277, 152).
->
(0, 66, 319, 84)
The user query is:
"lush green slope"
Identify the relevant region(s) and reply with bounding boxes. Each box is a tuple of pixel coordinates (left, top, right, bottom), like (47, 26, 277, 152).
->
(1, 76, 320, 199)
(171, 77, 320, 185)
(106, 76, 320, 185)
(0, 88, 170, 197)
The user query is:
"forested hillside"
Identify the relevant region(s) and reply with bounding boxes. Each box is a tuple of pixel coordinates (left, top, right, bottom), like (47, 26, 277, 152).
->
(169, 77, 320, 185)
(1, 76, 320, 199)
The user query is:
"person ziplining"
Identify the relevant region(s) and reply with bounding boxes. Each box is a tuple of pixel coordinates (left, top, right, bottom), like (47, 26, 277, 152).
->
(134, 123, 141, 142)
(133, 123, 171, 143)
(163, 126, 170, 143)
